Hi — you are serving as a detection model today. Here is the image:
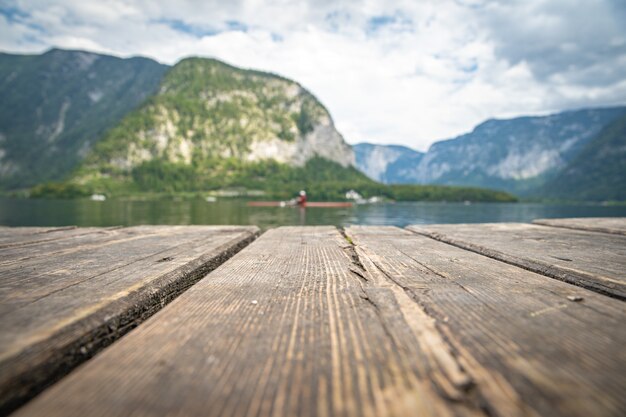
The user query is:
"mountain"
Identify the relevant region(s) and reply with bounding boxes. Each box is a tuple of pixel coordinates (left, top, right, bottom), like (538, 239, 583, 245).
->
(66, 56, 358, 198)
(4, 48, 515, 202)
(78, 57, 354, 173)
(354, 143, 423, 183)
(355, 107, 626, 196)
(539, 113, 626, 201)
(0, 48, 168, 188)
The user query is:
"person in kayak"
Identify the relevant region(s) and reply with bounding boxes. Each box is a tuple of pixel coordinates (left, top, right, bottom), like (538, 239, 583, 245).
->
(296, 190, 307, 207)
(285, 190, 307, 207)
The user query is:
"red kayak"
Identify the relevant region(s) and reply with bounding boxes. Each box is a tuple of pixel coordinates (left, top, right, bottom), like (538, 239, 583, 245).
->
(247, 201, 353, 208)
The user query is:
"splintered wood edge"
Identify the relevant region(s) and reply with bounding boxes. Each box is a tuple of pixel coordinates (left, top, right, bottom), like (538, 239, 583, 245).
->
(0, 227, 259, 416)
(405, 225, 626, 301)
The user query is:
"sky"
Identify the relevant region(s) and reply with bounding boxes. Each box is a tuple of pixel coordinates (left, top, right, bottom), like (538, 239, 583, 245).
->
(1, 0, 626, 151)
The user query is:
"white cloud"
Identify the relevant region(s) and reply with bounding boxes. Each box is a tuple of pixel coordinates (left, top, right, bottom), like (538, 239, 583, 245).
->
(2, 0, 625, 151)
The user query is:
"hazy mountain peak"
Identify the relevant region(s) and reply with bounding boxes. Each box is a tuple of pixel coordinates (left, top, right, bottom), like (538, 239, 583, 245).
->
(355, 106, 626, 197)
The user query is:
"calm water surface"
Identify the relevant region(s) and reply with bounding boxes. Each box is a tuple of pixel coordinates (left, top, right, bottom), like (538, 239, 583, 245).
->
(1, 197, 625, 229)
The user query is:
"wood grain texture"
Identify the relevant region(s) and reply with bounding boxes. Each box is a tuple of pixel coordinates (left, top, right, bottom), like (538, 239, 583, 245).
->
(407, 223, 626, 299)
(16, 226, 626, 417)
(346, 226, 625, 417)
(14, 226, 491, 417)
(0, 226, 101, 248)
(533, 217, 626, 236)
(0, 225, 258, 415)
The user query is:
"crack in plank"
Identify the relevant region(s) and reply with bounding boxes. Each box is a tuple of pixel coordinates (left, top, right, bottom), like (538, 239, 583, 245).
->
(339, 228, 492, 416)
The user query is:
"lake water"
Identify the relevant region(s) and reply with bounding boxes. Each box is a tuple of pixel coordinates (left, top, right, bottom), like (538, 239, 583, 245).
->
(1, 197, 625, 229)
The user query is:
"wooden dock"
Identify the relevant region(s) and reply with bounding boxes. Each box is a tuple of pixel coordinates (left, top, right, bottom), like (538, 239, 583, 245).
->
(1, 219, 625, 417)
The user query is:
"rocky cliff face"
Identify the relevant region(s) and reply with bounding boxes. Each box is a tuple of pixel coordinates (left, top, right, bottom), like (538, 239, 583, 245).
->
(354, 143, 423, 183)
(79, 57, 354, 181)
(355, 107, 626, 195)
(0, 49, 168, 188)
(539, 112, 626, 201)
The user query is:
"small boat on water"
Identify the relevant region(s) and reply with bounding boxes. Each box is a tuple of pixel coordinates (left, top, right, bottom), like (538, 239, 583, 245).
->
(247, 201, 354, 208)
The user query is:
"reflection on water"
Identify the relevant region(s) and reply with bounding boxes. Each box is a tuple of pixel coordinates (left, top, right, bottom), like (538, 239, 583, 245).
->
(1, 197, 625, 229)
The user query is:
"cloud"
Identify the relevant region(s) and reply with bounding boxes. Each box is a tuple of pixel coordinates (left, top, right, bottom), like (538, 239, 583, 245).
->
(1, 0, 625, 151)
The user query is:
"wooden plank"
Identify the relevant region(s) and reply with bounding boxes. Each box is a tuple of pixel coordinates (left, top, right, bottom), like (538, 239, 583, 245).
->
(0, 225, 245, 272)
(533, 217, 626, 236)
(344, 226, 625, 417)
(15, 226, 492, 417)
(0, 226, 76, 237)
(0, 227, 129, 262)
(0, 226, 89, 248)
(407, 222, 626, 300)
(15, 226, 626, 417)
(0, 226, 253, 315)
(0, 225, 258, 415)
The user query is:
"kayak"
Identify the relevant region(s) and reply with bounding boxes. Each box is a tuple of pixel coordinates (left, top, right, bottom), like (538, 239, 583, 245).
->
(247, 201, 354, 208)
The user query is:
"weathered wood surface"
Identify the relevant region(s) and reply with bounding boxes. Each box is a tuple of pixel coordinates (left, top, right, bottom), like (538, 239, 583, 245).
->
(533, 217, 626, 236)
(408, 223, 626, 300)
(347, 226, 626, 417)
(0, 226, 104, 248)
(0, 225, 258, 415)
(15, 226, 626, 417)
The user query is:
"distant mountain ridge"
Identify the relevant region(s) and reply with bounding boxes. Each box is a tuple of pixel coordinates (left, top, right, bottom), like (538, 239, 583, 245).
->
(355, 106, 626, 199)
(0, 49, 168, 188)
(1, 48, 515, 203)
(3, 48, 616, 201)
